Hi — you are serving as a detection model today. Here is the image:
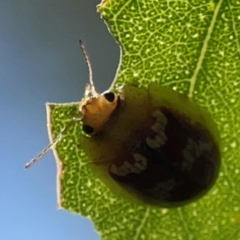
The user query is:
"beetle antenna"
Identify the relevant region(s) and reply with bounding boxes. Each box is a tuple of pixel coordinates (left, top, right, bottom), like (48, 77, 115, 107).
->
(24, 119, 78, 169)
(79, 39, 96, 95)
(24, 132, 63, 169)
(25, 40, 93, 169)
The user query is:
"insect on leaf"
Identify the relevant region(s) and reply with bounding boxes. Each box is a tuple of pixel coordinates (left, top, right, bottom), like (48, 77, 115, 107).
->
(47, 0, 240, 239)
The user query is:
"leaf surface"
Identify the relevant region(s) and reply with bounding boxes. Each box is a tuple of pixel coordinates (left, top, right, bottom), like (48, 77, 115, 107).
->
(48, 0, 240, 239)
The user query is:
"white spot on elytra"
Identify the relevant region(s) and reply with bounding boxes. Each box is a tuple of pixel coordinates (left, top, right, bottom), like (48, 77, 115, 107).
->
(147, 108, 168, 149)
(155, 135, 163, 144)
(153, 109, 168, 126)
(195, 140, 213, 157)
(121, 161, 140, 175)
(133, 153, 147, 170)
(182, 140, 197, 170)
(155, 134, 166, 146)
(152, 108, 163, 118)
(182, 138, 213, 170)
(110, 154, 148, 177)
(109, 164, 121, 175)
(151, 122, 162, 132)
(146, 137, 161, 149)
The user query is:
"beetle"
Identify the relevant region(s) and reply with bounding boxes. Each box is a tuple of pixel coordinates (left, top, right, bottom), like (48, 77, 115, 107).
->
(26, 40, 221, 207)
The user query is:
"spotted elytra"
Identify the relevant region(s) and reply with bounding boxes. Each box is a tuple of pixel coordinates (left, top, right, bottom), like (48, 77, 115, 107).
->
(25, 40, 221, 207)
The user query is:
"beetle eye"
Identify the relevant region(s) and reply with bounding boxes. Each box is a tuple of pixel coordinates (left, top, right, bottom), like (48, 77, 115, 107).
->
(103, 92, 115, 102)
(82, 124, 94, 135)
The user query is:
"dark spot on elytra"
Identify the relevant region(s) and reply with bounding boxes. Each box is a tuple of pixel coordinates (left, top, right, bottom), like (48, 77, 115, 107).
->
(109, 107, 220, 206)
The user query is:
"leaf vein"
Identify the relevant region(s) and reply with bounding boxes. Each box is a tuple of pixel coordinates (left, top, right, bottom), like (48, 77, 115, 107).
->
(133, 207, 150, 240)
(227, 224, 240, 240)
(177, 208, 193, 240)
(188, 0, 223, 98)
(229, 2, 240, 59)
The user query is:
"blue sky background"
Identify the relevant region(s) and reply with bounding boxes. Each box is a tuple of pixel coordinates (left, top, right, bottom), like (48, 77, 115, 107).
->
(0, 0, 119, 239)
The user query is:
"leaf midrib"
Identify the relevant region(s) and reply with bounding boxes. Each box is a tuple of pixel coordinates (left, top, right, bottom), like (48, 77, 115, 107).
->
(188, 0, 223, 98)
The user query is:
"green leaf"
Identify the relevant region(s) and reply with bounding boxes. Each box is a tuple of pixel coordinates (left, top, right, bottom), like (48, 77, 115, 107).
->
(47, 0, 240, 239)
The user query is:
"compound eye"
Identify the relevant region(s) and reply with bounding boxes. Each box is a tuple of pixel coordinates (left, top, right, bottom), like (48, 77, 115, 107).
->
(82, 124, 94, 135)
(103, 92, 115, 102)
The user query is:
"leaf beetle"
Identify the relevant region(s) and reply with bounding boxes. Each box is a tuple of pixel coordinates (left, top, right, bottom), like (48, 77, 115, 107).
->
(26, 40, 221, 207)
